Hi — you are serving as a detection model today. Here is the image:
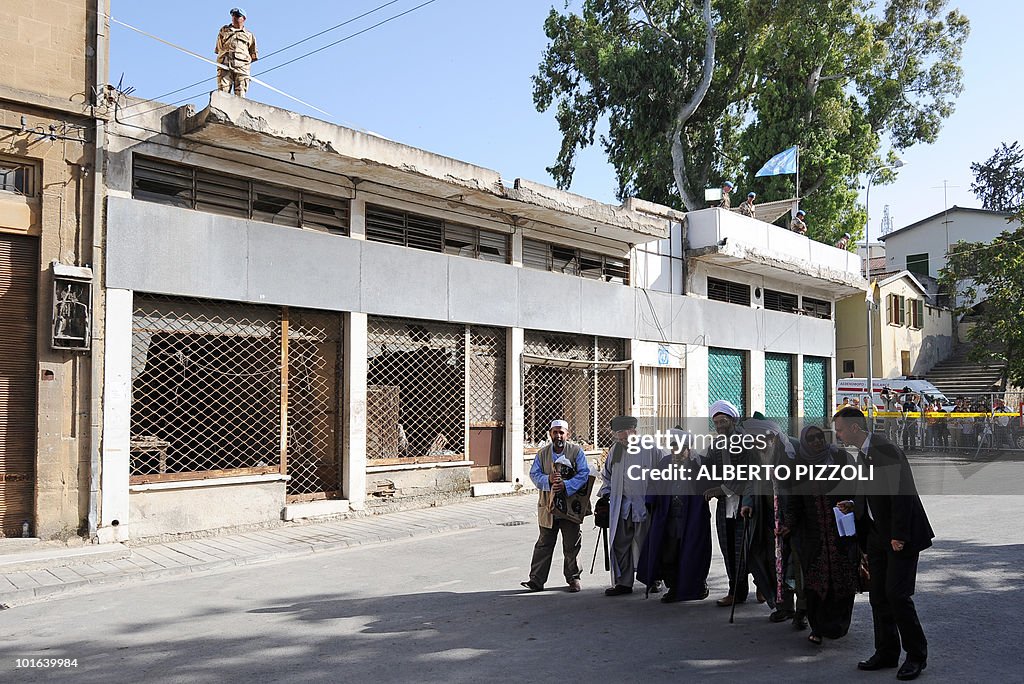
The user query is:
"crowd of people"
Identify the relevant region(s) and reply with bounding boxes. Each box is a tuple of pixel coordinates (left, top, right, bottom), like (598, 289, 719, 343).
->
(522, 404, 934, 681)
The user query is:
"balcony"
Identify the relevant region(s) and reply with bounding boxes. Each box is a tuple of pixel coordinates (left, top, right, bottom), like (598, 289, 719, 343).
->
(686, 208, 866, 297)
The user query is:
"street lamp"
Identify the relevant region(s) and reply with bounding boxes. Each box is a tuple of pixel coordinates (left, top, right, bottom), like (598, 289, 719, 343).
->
(864, 159, 904, 429)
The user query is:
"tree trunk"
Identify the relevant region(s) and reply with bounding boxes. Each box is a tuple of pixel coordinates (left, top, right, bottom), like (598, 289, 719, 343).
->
(667, 0, 716, 211)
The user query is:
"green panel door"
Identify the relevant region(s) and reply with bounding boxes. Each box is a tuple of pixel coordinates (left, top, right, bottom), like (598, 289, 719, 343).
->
(802, 356, 828, 428)
(709, 348, 746, 417)
(765, 353, 793, 433)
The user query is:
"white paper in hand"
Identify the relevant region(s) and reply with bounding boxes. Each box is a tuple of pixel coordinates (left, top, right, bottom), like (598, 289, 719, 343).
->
(833, 506, 857, 537)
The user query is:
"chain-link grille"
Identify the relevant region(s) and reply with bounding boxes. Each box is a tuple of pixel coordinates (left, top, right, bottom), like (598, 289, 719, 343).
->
(523, 333, 626, 450)
(130, 296, 283, 481)
(802, 355, 828, 427)
(469, 327, 506, 425)
(765, 352, 794, 432)
(130, 297, 344, 491)
(367, 317, 465, 462)
(286, 311, 342, 501)
(708, 347, 747, 419)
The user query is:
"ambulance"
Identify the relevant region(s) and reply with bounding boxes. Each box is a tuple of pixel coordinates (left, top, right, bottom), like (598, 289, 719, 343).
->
(835, 377, 952, 411)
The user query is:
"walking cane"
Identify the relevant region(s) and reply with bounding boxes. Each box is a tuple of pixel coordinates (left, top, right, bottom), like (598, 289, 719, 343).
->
(590, 528, 601, 573)
(602, 527, 610, 571)
(730, 514, 750, 625)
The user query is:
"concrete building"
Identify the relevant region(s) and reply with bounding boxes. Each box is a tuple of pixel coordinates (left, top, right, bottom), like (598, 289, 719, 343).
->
(836, 271, 954, 379)
(0, 1, 109, 541)
(92, 92, 866, 540)
(881, 206, 1018, 288)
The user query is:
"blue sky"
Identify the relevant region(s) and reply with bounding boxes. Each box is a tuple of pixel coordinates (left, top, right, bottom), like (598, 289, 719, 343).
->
(109, 1, 1020, 240)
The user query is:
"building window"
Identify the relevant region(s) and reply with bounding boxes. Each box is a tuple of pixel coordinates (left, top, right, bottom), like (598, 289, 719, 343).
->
(906, 253, 929, 277)
(764, 289, 799, 313)
(0, 159, 35, 196)
(521, 238, 629, 284)
(707, 277, 751, 306)
(887, 294, 907, 326)
(365, 204, 508, 263)
(802, 296, 832, 320)
(132, 155, 350, 235)
(842, 359, 855, 374)
(909, 298, 924, 329)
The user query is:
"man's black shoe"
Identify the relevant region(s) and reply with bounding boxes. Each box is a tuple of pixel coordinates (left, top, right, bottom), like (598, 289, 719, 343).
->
(792, 610, 807, 631)
(769, 609, 795, 623)
(660, 589, 680, 603)
(857, 654, 900, 671)
(896, 659, 926, 681)
(605, 585, 633, 596)
(520, 580, 544, 592)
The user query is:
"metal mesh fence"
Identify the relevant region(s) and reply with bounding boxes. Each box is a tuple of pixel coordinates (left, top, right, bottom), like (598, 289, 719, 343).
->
(130, 296, 283, 480)
(469, 327, 506, 426)
(863, 390, 1024, 453)
(367, 317, 466, 462)
(523, 333, 626, 451)
(286, 311, 342, 501)
(130, 297, 344, 494)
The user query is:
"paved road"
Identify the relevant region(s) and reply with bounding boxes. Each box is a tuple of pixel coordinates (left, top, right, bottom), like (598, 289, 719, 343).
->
(0, 494, 1021, 682)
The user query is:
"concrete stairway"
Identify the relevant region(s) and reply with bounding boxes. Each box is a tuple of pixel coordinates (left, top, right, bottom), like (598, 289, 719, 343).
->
(925, 345, 1005, 397)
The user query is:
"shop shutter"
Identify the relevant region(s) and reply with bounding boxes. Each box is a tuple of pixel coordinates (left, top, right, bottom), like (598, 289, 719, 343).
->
(0, 234, 38, 537)
(802, 356, 828, 428)
(708, 348, 746, 417)
(765, 353, 793, 432)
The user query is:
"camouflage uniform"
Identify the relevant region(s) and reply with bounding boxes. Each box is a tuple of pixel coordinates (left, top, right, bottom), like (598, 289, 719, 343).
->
(718, 192, 731, 209)
(215, 25, 258, 97)
(790, 216, 807, 234)
(738, 199, 756, 217)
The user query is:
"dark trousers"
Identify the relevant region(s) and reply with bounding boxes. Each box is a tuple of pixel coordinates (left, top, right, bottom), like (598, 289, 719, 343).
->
(866, 526, 928, 662)
(529, 519, 582, 586)
(903, 421, 918, 451)
(716, 511, 749, 601)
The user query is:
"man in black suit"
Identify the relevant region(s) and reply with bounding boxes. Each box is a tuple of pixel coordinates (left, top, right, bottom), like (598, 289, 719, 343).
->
(834, 407, 935, 681)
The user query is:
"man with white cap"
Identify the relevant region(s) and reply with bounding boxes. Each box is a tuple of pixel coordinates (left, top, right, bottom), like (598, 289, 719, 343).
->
(522, 419, 591, 593)
(598, 415, 662, 595)
(215, 7, 258, 97)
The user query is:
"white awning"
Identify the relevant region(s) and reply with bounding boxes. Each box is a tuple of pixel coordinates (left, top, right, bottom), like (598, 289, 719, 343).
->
(521, 353, 632, 372)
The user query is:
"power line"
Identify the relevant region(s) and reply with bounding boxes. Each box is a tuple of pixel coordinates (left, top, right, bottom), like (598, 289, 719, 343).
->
(115, 0, 409, 113)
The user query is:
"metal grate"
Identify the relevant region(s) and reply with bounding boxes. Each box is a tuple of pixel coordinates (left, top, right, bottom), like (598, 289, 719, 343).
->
(802, 355, 828, 427)
(522, 333, 626, 451)
(286, 311, 342, 501)
(130, 297, 283, 481)
(468, 327, 506, 425)
(765, 352, 794, 432)
(130, 297, 344, 492)
(367, 317, 466, 463)
(708, 347, 747, 418)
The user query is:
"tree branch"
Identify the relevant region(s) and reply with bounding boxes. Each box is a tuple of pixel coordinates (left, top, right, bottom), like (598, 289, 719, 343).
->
(668, 0, 716, 210)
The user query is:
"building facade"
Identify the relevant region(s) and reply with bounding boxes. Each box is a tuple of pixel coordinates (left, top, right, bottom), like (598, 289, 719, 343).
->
(836, 272, 954, 379)
(0, 0, 109, 540)
(89, 92, 866, 540)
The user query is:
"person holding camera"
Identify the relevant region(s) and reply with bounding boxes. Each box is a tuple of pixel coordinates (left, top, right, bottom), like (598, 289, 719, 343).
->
(521, 420, 592, 593)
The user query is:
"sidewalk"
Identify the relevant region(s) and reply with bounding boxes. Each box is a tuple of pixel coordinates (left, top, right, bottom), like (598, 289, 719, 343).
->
(0, 494, 536, 608)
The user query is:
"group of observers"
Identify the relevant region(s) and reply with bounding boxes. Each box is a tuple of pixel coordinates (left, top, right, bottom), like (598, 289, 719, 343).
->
(524, 404, 934, 680)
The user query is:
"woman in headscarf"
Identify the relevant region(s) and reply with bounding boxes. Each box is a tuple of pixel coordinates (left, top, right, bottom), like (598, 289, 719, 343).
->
(784, 425, 860, 645)
(637, 429, 712, 603)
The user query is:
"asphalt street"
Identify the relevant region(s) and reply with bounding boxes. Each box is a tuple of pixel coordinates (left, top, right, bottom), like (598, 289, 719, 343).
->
(0, 491, 1021, 682)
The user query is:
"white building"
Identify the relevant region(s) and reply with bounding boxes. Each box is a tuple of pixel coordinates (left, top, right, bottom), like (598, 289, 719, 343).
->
(95, 92, 865, 541)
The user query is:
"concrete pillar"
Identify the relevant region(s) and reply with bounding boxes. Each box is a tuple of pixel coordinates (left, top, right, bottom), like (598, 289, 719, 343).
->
(749, 349, 766, 418)
(685, 344, 709, 427)
(342, 311, 367, 509)
(794, 354, 806, 427)
(510, 224, 523, 267)
(506, 327, 525, 487)
(629, 339, 643, 416)
(349, 196, 366, 240)
(97, 287, 131, 543)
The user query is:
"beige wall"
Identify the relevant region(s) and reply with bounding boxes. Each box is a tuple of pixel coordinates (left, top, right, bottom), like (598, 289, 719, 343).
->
(836, 275, 953, 381)
(1, 0, 108, 539)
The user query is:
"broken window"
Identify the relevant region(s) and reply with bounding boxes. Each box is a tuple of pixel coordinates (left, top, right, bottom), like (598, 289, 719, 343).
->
(131, 155, 350, 235)
(366, 204, 508, 262)
(802, 296, 832, 320)
(522, 333, 628, 452)
(521, 239, 630, 284)
(764, 289, 799, 313)
(129, 295, 343, 498)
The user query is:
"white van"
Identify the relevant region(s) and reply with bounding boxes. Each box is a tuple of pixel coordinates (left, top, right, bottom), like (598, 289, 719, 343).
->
(836, 378, 952, 411)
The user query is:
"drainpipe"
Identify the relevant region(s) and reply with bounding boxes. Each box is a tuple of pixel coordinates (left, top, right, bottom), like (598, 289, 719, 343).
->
(87, 0, 109, 538)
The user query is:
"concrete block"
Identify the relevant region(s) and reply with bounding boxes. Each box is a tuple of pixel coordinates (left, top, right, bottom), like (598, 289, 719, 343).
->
(281, 499, 351, 521)
(470, 482, 515, 497)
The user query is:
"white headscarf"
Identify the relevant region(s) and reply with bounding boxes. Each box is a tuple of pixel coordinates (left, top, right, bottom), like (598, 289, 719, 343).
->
(709, 400, 740, 420)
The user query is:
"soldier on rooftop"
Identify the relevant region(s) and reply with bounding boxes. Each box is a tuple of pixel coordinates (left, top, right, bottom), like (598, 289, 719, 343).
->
(215, 7, 258, 98)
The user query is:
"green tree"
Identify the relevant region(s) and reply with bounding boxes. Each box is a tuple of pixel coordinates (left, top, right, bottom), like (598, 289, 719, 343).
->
(534, 0, 969, 245)
(939, 221, 1024, 386)
(970, 142, 1024, 212)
